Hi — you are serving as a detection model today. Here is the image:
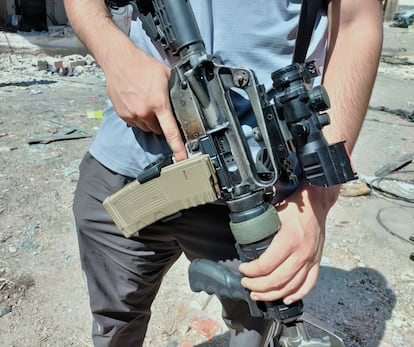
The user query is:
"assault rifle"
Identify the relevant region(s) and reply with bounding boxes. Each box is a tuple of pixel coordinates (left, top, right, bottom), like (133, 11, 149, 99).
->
(103, 1, 356, 345)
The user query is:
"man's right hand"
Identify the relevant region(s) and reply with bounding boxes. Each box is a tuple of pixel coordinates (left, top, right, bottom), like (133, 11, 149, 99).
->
(64, 0, 187, 162)
(104, 45, 187, 162)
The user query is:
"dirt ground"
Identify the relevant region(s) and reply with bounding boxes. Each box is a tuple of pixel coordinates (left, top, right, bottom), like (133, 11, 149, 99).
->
(0, 24, 413, 347)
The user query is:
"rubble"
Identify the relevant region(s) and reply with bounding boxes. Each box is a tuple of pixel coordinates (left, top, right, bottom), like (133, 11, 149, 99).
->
(0, 51, 104, 90)
(36, 54, 97, 76)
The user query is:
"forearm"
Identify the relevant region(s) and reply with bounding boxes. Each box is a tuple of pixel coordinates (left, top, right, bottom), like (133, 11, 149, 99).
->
(323, 0, 383, 152)
(64, 0, 146, 72)
(64, 0, 187, 159)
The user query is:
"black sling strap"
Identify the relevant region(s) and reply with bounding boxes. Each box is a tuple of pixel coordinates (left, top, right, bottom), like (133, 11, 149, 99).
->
(293, 0, 323, 64)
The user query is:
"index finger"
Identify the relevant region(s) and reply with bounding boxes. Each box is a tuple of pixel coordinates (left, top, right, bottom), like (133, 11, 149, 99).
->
(157, 110, 187, 161)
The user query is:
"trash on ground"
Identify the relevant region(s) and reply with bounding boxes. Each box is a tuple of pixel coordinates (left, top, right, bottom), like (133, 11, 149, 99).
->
(188, 316, 222, 340)
(28, 119, 93, 144)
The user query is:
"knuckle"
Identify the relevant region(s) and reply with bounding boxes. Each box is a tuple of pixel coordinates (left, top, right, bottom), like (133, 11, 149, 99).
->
(153, 97, 170, 114)
(162, 126, 181, 141)
(257, 260, 273, 275)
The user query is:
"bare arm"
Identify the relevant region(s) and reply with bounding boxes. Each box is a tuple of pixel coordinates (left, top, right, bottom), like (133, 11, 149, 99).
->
(63, 0, 187, 161)
(239, 0, 383, 304)
(323, 0, 383, 151)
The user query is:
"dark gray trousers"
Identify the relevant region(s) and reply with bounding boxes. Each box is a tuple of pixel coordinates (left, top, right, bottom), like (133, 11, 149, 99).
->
(73, 152, 271, 347)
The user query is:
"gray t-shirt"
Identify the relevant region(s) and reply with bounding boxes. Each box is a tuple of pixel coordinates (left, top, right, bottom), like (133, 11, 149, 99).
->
(90, 1, 328, 177)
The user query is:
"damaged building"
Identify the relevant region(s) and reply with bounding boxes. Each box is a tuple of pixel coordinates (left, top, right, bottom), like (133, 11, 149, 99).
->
(0, 0, 68, 31)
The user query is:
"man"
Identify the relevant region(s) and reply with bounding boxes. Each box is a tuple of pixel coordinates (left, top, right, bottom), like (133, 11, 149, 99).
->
(64, 1, 383, 346)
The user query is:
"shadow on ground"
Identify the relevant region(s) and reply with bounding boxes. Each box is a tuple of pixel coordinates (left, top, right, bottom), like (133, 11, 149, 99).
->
(192, 266, 396, 347)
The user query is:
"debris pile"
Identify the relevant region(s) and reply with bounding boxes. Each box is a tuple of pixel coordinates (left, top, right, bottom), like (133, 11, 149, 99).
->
(36, 54, 98, 76)
(0, 52, 105, 88)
